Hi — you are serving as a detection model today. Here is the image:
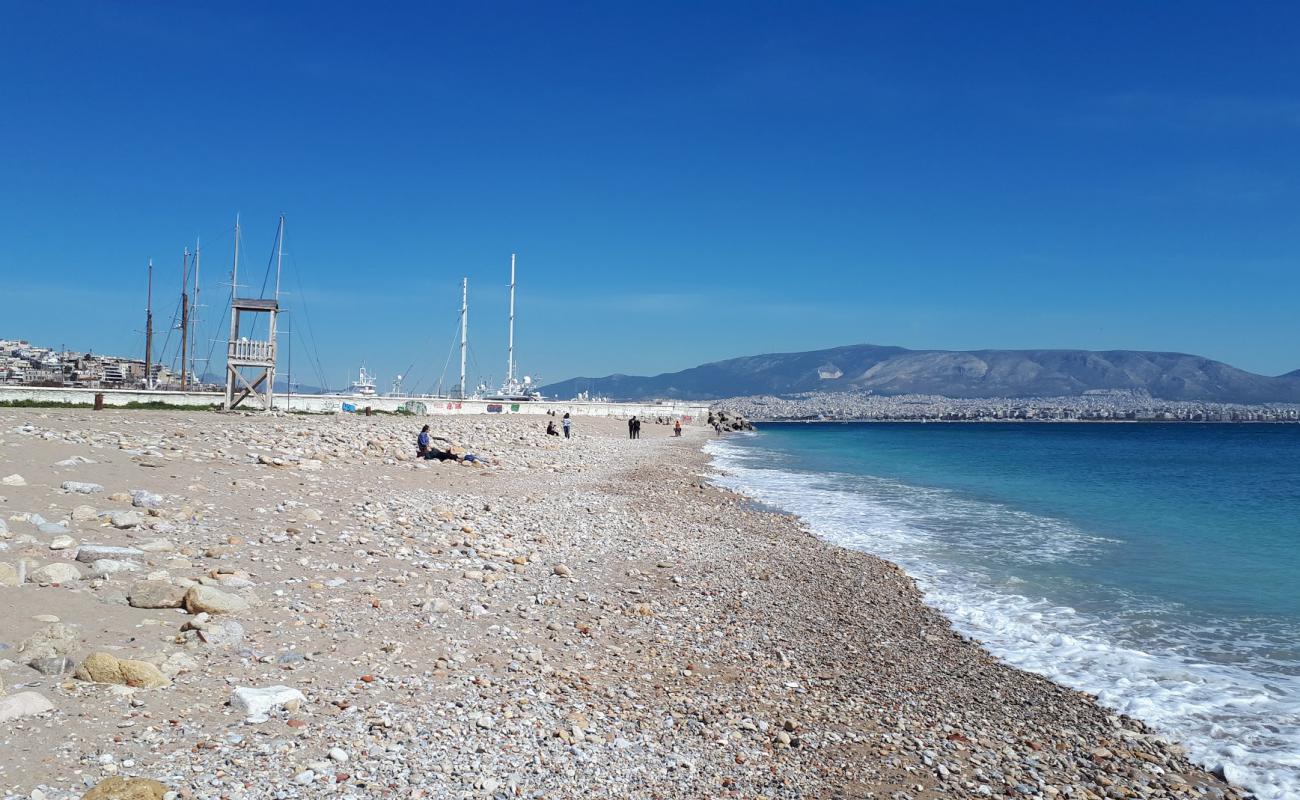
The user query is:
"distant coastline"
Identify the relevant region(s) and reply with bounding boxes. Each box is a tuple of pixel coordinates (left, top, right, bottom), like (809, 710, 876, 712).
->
(718, 389, 1300, 424)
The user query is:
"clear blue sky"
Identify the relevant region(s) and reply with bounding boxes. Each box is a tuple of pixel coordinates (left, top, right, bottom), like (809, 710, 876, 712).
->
(2, 1, 1297, 391)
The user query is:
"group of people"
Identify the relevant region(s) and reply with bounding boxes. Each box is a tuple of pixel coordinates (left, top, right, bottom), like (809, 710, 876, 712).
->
(545, 412, 572, 438)
(628, 415, 684, 439)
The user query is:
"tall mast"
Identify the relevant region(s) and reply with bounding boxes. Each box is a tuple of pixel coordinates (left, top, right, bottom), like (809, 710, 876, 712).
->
(229, 214, 240, 345)
(144, 259, 154, 389)
(180, 247, 190, 390)
(191, 237, 201, 384)
(507, 253, 516, 385)
(460, 277, 468, 398)
(274, 215, 284, 300)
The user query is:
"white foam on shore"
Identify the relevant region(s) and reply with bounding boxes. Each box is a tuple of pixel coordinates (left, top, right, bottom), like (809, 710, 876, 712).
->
(706, 436, 1300, 800)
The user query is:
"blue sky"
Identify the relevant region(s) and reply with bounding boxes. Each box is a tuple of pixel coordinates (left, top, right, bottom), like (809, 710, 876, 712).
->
(2, 2, 1297, 390)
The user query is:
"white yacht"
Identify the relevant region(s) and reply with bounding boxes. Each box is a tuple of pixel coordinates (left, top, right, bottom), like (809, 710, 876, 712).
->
(349, 365, 377, 396)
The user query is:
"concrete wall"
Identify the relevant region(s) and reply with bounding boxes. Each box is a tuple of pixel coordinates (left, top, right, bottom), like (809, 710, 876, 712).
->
(0, 386, 713, 423)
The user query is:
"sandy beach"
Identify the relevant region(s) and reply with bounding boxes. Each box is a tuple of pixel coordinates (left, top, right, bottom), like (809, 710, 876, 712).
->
(0, 409, 1240, 800)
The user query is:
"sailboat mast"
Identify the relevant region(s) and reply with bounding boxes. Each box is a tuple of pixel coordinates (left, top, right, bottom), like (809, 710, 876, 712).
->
(507, 253, 516, 385)
(229, 214, 240, 344)
(180, 247, 190, 390)
(274, 215, 284, 300)
(191, 237, 201, 384)
(144, 259, 153, 389)
(460, 277, 468, 398)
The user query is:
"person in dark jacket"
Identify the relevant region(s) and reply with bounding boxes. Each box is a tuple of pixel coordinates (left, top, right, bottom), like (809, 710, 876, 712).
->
(628, 416, 637, 439)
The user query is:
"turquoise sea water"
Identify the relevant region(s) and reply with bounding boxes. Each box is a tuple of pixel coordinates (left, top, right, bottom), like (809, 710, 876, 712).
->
(706, 423, 1300, 799)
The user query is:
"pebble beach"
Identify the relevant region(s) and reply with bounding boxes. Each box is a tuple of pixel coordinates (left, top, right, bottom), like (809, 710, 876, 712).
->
(0, 409, 1242, 800)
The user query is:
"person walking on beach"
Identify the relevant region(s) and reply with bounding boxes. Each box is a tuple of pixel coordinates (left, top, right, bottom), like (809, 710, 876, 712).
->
(562, 412, 572, 439)
(633, 416, 642, 439)
(673, 419, 682, 437)
(628, 416, 637, 439)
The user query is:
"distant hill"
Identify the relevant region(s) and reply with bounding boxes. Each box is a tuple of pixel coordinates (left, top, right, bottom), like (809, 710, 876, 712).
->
(542, 344, 1300, 404)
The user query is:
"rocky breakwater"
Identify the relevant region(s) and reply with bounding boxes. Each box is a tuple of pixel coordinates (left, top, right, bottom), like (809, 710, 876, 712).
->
(0, 408, 1241, 799)
(707, 409, 754, 432)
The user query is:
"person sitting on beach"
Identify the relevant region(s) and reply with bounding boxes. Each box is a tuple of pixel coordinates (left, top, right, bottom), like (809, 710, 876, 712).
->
(546, 420, 559, 436)
(416, 425, 469, 462)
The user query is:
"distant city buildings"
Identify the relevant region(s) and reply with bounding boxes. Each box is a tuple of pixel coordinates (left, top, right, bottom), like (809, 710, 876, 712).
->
(719, 388, 1300, 423)
(0, 338, 186, 390)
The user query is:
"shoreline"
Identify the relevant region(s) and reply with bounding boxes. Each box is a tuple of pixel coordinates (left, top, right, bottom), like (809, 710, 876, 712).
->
(747, 417, 1300, 425)
(0, 410, 1241, 799)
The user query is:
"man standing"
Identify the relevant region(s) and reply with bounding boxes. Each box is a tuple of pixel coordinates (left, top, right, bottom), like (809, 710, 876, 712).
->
(562, 412, 572, 439)
(628, 416, 637, 439)
(633, 416, 642, 439)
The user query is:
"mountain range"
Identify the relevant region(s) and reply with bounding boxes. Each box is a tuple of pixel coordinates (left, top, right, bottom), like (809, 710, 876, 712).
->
(541, 344, 1300, 404)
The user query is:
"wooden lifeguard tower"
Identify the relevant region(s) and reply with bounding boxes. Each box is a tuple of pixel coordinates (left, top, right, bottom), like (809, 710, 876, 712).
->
(224, 215, 282, 411)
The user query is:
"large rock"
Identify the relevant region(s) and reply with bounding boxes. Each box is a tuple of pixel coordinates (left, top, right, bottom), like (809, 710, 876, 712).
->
(91, 559, 140, 577)
(1, 474, 26, 487)
(0, 562, 19, 586)
(82, 776, 169, 800)
(230, 685, 305, 719)
(128, 581, 187, 609)
(37, 522, 71, 535)
(71, 505, 100, 522)
(109, 510, 145, 529)
(0, 691, 54, 722)
(27, 656, 75, 675)
(31, 562, 82, 585)
(76, 545, 144, 563)
(18, 623, 78, 661)
(61, 481, 104, 494)
(130, 490, 163, 509)
(74, 652, 170, 689)
(184, 585, 249, 615)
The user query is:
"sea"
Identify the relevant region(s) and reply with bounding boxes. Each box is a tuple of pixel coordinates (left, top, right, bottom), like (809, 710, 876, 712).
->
(705, 422, 1300, 800)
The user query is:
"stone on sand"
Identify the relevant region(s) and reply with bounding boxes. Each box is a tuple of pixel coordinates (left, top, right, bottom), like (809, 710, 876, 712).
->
(31, 562, 81, 585)
(81, 776, 169, 800)
(230, 685, 305, 718)
(184, 585, 249, 615)
(0, 691, 54, 722)
(74, 652, 171, 689)
(129, 580, 188, 609)
(61, 481, 104, 494)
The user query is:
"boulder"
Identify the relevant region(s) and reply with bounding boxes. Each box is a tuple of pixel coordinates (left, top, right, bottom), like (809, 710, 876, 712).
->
(61, 481, 104, 494)
(230, 685, 305, 719)
(90, 559, 140, 577)
(1, 474, 26, 487)
(74, 652, 170, 689)
(184, 585, 249, 615)
(0, 691, 54, 722)
(82, 776, 169, 800)
(27, 656, 75, 675)
(71, 505, 99, 522)
(0, 562, 19, 586)
(37, 522, 71, 535)
(128, 581, 187, 609)
(109, 510, 145, 529)
(49, 535, 77, 550)
(129, 490, 163, 509)
(31, 562, 81, 585)
(18, 623, 78, 661)
(76, 545, 144, 563)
